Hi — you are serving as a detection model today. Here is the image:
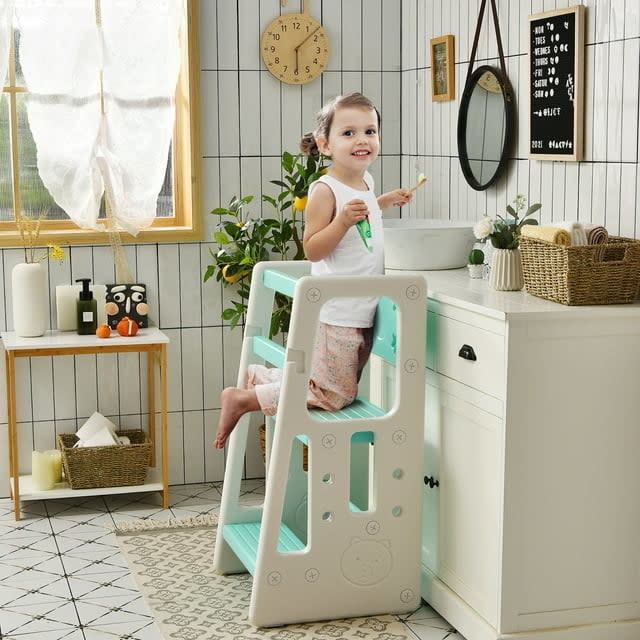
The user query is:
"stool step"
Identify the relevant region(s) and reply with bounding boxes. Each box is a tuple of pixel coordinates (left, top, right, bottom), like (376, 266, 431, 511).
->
(262, 268, 299, 297)
(222, 521, 305, 575)
(253, 336, 285, 368)
(310, 397, 385, 422)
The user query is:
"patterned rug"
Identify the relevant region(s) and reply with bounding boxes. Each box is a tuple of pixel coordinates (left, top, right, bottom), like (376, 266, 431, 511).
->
(112, 515, 411, 640)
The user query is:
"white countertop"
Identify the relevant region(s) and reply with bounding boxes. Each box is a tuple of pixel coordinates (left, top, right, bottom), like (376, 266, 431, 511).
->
(1, 326, 169, 351)
(388, 267, 640, 320)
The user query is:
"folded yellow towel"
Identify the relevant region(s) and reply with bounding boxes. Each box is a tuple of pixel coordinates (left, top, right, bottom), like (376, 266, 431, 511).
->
(521, 225, 571, 246)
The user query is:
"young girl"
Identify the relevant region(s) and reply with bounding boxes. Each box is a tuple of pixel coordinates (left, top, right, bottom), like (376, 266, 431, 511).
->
(213, 92, 412, 449)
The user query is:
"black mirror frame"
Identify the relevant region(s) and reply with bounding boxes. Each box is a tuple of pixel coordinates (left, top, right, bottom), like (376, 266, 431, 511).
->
(457, 64, 515, 191)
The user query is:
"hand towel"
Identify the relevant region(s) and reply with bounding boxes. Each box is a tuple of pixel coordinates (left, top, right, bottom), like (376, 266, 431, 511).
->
(521, 225, 571, 246)
(582, 223, 609, 245)
(551, 221, 588, 245)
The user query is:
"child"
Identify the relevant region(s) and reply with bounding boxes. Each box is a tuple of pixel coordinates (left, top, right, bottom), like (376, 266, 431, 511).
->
(213, 92, 412, 449)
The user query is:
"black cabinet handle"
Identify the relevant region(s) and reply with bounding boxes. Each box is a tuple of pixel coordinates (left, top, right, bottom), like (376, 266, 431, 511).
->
(458, 344, 477, 361)
(424, 475, 439, 489)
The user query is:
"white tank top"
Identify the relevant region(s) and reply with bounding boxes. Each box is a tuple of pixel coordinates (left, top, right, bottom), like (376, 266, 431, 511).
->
(308, 172, 384, 328)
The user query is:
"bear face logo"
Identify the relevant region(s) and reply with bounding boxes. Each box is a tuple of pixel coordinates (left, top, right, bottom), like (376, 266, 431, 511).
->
(340, 537, 393, 586)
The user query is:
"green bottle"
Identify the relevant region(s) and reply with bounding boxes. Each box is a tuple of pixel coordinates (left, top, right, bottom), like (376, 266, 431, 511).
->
(76, 278, 97, 335)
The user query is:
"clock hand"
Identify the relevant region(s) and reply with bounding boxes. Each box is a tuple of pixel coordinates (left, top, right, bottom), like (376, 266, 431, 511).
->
(294, 25, 320, 53)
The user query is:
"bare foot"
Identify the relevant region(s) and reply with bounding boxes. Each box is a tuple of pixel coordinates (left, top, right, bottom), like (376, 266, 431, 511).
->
(213, 387, 260, 449)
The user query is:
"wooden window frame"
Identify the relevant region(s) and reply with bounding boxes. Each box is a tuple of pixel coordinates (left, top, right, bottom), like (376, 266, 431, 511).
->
(0, 0, 201, 247)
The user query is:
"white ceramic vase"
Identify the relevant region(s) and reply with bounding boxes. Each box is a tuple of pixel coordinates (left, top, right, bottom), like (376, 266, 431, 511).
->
(489, 248, 524, 291)
(12, 262, 48, 337)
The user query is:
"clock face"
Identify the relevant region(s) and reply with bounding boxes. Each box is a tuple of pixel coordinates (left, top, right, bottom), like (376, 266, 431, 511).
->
(261, 14, 330, 85)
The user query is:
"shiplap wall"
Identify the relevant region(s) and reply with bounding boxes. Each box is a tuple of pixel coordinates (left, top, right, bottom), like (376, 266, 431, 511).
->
(0, 0, 638, 496)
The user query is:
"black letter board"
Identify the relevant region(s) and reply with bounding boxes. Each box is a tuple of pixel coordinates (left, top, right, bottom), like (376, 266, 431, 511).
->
(529, 5, 585, 161)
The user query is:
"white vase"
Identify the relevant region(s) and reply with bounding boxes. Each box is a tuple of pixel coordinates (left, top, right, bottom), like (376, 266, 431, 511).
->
(489, 248, 524, 291)
(12, 262, 48, 337)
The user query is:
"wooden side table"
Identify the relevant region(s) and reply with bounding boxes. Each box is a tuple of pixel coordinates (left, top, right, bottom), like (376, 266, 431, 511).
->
(2, 327, 169, 520)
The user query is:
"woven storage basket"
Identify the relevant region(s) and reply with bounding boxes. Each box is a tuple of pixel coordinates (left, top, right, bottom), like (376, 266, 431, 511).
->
(520, 235, 640, 305)
(258, 423, 308, 471)
(58, 430, 151, 489)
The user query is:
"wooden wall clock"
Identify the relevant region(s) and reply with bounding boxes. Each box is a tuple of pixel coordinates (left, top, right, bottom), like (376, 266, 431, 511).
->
(261, 0, 330, 85)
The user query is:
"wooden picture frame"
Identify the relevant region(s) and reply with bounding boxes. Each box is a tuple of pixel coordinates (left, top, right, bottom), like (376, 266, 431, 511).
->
(529, 5, 585, 161)
(430, 35, 455, 101)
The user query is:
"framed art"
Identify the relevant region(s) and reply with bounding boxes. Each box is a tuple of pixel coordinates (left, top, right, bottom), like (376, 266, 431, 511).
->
(529, 5, 585, 160)
(430, 35, 455, 101)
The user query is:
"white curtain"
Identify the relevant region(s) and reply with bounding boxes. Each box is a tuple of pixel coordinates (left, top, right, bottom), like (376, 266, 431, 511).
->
(0, 0, 13, 89)
(14, 0, 183, 235)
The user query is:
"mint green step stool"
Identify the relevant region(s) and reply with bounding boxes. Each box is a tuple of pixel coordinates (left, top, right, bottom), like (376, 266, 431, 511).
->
(212, 260, 426, 627)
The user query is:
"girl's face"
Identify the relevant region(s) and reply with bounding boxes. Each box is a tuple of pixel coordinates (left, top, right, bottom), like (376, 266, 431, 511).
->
(318, 106, 380, 173)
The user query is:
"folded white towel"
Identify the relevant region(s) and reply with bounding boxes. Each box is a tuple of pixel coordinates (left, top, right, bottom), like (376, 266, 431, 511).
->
(551, 221, 588, 245)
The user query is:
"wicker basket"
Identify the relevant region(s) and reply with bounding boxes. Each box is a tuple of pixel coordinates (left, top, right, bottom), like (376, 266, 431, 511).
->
(520, 235, 640, 305)
(58, 430, 151, 489)
(258, 424, 308, 471)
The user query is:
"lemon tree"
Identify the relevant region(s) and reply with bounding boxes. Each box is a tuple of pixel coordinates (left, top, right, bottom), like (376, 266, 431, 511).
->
(204, 151, 328, 336)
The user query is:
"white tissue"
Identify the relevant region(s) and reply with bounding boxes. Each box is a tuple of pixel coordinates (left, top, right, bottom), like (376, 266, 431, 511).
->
(75, 411, 118, 447)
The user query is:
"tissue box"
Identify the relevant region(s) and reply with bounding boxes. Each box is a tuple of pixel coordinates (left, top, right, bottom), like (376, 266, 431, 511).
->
(58, 430, 151, 489)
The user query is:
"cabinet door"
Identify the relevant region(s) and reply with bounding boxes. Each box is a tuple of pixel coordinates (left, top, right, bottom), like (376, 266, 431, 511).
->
(423, 380, 502, 627)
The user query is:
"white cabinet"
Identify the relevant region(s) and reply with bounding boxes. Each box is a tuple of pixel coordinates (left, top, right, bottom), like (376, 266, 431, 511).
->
(373, 269, 640, 640)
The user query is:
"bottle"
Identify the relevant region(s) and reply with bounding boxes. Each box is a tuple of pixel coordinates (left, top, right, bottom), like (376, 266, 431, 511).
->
(76, 278, 97, 335)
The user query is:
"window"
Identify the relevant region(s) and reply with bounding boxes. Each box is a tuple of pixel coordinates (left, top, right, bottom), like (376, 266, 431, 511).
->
(0, 0, 201, 246)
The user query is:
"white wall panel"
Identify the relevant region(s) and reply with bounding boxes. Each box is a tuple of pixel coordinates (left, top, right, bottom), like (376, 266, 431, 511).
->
(181, 327, 205, 412)
(362, 0, 382, 71)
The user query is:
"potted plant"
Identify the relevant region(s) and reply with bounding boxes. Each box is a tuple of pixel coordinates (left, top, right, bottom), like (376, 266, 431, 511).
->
(467, 248, 485, 278)
(203, 151, 328, 337)
(473, 195, 541, 290)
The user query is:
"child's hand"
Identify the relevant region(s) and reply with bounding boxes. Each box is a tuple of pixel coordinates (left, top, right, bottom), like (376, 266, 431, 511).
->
(385, 188, 413, 208)
(340, 198, 370, 227)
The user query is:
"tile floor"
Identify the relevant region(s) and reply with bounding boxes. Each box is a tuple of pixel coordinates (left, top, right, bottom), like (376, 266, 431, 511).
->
(0, 479, 466, 640)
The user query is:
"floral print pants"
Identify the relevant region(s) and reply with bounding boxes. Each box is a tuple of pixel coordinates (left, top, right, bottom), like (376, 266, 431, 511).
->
(246, 322, 373, 416)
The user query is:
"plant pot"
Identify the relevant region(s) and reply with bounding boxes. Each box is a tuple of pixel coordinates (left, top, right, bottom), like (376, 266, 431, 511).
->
(467, 263, 485, 279)
(12, 262, 48, 337)
(489, 248, 524, 291)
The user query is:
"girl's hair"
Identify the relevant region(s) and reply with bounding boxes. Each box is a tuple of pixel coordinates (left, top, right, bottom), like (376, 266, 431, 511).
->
(300, 92, 381, 157)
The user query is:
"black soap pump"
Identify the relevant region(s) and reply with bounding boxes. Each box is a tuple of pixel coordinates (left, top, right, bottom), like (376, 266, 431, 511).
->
(76, 278, 97, 335)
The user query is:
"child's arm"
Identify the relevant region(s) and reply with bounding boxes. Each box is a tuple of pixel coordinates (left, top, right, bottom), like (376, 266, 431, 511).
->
(377, 188, 413, 211)
(303, 183, 369, 262)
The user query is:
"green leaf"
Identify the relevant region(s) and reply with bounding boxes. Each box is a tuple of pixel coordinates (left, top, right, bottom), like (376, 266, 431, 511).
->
(203, 265, 216, 282)
(214, 231, 230, 244)
(525, 202, 542, 217)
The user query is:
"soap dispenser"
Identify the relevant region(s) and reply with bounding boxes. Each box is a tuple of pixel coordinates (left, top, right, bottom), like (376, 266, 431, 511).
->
(76, 278, 97, 335)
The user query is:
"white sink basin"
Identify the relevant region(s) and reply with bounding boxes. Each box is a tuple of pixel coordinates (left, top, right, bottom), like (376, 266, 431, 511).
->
(384, 218, 476, 270)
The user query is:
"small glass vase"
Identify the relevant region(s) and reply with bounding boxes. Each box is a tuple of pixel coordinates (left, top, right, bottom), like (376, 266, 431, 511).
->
(12, 262, 48, 337)
(489, 248, 524, 291)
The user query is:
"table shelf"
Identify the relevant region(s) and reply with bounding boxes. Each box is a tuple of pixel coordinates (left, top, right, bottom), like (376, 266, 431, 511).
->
(2, 328, 170, 520)
(13, 467, 164, 501)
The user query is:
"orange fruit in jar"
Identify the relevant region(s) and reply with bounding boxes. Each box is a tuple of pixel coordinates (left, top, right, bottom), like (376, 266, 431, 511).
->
(96, 324, 111, 339)
(116, 317, 139, 337)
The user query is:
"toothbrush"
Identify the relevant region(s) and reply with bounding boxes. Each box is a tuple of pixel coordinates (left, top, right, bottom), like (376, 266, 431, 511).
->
(409, 173, 428, 193)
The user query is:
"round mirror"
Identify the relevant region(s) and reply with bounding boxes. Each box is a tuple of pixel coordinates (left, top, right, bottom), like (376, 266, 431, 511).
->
(457, 65, 515, 191)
